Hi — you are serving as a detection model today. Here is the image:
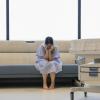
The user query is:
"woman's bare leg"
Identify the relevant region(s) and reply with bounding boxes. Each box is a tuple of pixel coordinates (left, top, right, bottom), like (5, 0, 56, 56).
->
(42, 74, 48, 89)
(49, 72, 56, 89)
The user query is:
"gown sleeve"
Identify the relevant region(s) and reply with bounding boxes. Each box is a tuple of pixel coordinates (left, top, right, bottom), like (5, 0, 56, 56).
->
(36, 46, 45, 59)
(53, 47, 60, 59)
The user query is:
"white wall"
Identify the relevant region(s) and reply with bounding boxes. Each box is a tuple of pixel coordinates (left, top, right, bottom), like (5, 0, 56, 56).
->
(1, 0, 100, 40)
(82, 0, 100, 39)
(9, 0, 77, 40)
(0, 0, 6, 40)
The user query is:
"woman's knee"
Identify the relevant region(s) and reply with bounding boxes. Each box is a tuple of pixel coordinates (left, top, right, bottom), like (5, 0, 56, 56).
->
(39, 59, 48, 65)
(48, 61, 55, 64)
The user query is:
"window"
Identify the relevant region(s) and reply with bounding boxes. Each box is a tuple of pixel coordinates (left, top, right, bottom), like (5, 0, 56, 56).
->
(0, 0, 6, 40)
(10, 0, 77, 40)
(82, 0, 100, 39)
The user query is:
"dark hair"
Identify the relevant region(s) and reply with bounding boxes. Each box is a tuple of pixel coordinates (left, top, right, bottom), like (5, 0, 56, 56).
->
(45, 36, 54, 45)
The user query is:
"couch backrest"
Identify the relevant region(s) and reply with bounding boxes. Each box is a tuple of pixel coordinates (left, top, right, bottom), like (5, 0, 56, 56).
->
(0, 41, 76, 64)
(70, 39, 100, 54)
(70, 39, 100, 64)
(0, 41, 70, 53)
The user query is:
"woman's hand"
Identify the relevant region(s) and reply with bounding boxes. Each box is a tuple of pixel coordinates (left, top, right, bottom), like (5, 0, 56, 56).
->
(48, 46, 54, 52)
(44, 45, 54, 61)
(43, 46, 48, 60)
(47, 46, 54, 61)
(44, 46, 48, 52)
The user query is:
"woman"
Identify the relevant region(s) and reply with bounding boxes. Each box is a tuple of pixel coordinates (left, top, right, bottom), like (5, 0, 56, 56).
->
(35, 36, 62, 89)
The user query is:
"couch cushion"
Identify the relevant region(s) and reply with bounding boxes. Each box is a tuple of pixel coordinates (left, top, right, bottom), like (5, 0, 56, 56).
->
(0, 53, 36, 64)
(0, 53, 75, 64)
(0, 64, 78, 78)
(60, 53, 75, 64)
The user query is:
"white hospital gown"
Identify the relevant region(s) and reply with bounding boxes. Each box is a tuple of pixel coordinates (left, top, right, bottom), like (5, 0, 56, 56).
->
(34, 43, 62, 74)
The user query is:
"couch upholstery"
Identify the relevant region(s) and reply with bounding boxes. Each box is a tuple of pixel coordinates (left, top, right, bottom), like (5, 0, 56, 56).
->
(70, 39, 100, 82)
(0, 41, 78, 79)
(70, 39, 100, 54)
(70, 39, 100, 63)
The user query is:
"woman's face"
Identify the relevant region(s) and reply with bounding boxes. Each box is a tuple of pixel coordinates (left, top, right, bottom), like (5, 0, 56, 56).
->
(46, 43, 53, 49)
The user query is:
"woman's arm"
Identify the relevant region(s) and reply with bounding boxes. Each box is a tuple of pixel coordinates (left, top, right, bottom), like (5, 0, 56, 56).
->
(48, 51, 53, 61)
(48, 46, 54, 61)
(44, 49, 49, 60)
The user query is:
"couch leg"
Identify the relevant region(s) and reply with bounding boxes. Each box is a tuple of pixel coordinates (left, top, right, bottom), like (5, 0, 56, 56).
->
(70, 92, 74, 100)
(84, 92, 87, 97)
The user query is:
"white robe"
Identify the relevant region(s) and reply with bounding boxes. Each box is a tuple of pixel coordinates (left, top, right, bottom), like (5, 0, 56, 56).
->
(34, 43, 62, 74)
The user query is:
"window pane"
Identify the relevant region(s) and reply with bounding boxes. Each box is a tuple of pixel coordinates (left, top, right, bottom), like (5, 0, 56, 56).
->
(82, 0, 100, 39)
(10, 0, 77, 40)
(0, 0, 6, 40)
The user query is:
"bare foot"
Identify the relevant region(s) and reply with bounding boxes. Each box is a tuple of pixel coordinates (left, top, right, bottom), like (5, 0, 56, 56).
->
(43, 85, 48, 90)
(49, 83, 55, 89)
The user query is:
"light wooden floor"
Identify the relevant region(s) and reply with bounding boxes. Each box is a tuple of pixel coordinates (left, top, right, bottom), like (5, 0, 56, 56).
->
(0, 87, 100, 100)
